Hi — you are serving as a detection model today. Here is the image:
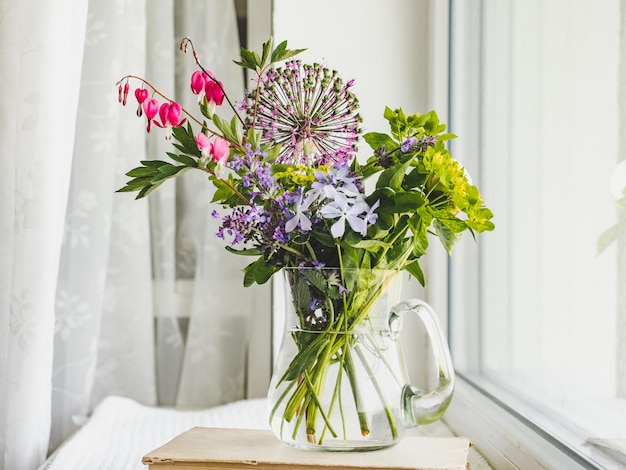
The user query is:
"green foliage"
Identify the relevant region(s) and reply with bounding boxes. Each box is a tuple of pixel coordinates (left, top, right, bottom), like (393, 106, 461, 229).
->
(353, 108, 494, 283)
(234, 36, 306, 72)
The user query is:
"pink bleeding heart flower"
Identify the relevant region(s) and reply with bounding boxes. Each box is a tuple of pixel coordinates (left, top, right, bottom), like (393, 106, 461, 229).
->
(143, 98, 159, 133)
(211, 137, 229, 165)
(122, 81, 130, 106)
(190, 71, 207, 95)
(118, 81, 130, 106)
(195, 132, 213, 166)
(210, 137, 230, 178)
(134, 88, 149, 117)
(155, 101, 187, 138)
(205, 80, 225, 107)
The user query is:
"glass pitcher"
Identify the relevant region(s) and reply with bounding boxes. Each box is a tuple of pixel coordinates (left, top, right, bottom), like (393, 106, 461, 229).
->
(267, 267, 455, 451)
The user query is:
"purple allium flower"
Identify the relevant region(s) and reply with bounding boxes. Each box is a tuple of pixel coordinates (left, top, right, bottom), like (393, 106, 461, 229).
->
(243, 60, 362, 166)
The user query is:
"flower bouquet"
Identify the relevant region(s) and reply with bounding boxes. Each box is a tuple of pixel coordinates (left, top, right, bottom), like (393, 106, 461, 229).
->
(116, 37, 494, 449)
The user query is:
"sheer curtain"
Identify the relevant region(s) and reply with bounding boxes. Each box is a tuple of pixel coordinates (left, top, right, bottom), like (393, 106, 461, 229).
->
(1, 1, 260, 469)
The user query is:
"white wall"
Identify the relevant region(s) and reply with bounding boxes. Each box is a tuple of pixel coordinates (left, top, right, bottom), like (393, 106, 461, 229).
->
(272, 0, 431, 162)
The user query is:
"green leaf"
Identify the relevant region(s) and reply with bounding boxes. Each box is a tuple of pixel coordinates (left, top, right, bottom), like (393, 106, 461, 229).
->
(301, 270, 328, 293)
(408, 214, 429, 256)
(211, 178, 236, 203)
(404, 259, 425, 286)
(140, 160, 170, 167)
(166, 152, 198, 168)
(247, 128, 262, 151)
(270, 40, 287, 62)
(151, 165, 189, 183)
(281, 336, 329, 382)
(433, 218, 462, 255)
(404, 167, 427, 190)
(230, 115, 243, 143)
(383, 106, 396, 122)
(265, 144, 281, 162)
(225, 246, 262, 256)
(376, 159, 410, 190)
(393, 191, 426, 213)
(311, 230, 335, 247)
(135, 181, 164, 199)
(270, 39, 306, 63)
(597, 224, 620, 254)
(348, 239, 391, 252)
(423, 110, 441, 133)
(212, 113, 239, 143)
(116, 175, 153, 192)
(261, 37, 272, 65)
(242, 258, 277, 287)
(157, 164, 182, 176)
(242, 260, 257, 287)
(254, 259, 280, 284)
(125, 166, 158, 178)
(363, 132, 396, 151)
(172, 124, 200, 156)
(234, 48, 259, 70)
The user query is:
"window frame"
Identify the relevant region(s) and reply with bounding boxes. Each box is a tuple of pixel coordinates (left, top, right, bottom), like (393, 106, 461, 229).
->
(429, 1, 625, 468)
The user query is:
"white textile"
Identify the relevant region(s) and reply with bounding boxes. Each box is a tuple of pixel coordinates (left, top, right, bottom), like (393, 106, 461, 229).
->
(39, 396, 269, 470)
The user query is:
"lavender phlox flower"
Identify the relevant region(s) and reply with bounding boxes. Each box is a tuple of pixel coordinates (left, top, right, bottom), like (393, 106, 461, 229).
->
(305, 165, 361, 207)
(285, 191, 313, 233)
(320, 192, 370, 238)
(364, 200, 380, 225)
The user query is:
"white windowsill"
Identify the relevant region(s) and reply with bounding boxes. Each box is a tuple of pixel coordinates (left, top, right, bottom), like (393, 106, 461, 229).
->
(443, 375, 623, 469)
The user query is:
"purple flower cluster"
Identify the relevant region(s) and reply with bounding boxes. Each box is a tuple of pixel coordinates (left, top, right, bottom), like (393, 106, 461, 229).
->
(285, 165, 380, 239)
(401, 135, 438, 154)
(213, 161, 380, 252)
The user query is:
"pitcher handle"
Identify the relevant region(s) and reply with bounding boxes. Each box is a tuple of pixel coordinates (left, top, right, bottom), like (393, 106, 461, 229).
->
(389, 299, 455, 427)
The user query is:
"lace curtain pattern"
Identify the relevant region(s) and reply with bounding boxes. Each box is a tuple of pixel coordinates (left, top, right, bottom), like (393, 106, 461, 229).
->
(0, 1, 264, 468)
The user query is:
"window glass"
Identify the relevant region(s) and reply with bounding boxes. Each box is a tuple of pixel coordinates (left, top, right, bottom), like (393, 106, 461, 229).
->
(448, 0, 626, 452)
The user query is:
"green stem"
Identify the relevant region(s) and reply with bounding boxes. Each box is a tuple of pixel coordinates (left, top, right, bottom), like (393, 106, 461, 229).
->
(343, 346, 370, 436)
(320, 343, 347, 443)
(303, 370, 338, 440)
(354, 343, 399, 439)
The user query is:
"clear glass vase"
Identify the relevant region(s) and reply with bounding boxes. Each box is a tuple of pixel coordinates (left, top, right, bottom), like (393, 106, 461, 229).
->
(267, 268, 455, 451)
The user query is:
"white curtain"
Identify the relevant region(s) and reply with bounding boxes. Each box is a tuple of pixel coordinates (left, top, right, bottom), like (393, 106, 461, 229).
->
(0, 1, 260, 469)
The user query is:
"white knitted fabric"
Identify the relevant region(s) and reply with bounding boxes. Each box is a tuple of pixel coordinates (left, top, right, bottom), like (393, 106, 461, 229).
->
(39, 396, 269, 470)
